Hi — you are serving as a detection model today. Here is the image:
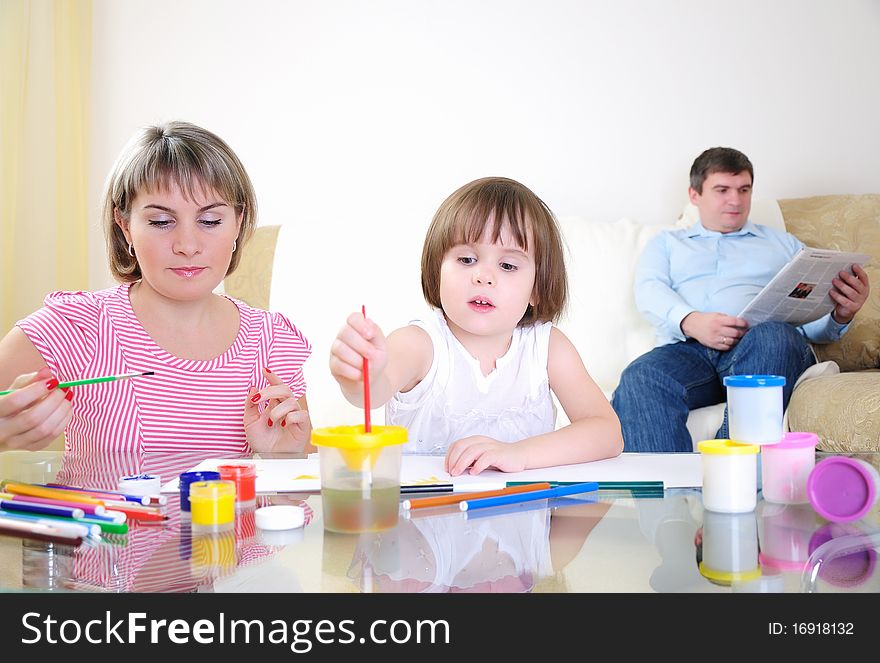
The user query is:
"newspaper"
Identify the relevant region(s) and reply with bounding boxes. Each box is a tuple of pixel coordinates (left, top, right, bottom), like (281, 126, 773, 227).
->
(738, 247, 870, 326)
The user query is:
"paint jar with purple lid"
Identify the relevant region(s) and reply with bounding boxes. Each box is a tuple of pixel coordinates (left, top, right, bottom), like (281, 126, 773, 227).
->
(761, 432, 819, 504)
(807, 456, 880, 523)
(805, 523, 879, 589)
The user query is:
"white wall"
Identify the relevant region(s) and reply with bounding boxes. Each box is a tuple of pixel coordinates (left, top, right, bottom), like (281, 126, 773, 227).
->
(88, 0, 880, 427)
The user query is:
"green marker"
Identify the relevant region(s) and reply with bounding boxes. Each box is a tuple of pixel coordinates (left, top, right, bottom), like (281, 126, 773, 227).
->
(0, 371, 155, 396)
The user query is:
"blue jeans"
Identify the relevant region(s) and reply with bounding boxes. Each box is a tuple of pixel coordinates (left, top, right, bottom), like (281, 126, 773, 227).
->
(610, 322, 816, 452)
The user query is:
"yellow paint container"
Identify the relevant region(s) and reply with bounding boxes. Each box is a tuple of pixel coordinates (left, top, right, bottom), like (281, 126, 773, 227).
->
(189, 480, 235, 533)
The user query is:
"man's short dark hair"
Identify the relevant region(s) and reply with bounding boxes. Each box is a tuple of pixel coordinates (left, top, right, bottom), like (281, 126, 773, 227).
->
(689, 147, 754, 194)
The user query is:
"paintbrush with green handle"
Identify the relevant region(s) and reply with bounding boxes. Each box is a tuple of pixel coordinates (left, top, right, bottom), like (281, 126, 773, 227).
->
(0, 371, 155, 396)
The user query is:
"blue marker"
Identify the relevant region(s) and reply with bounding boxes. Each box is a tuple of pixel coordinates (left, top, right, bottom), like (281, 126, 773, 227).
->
(459, 481, 599, 512)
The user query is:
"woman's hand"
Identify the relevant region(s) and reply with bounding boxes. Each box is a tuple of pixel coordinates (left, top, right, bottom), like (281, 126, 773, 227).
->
(445, 435, 529, 476)
(244, 367, 312, 453)
(0, 367, 73, 451)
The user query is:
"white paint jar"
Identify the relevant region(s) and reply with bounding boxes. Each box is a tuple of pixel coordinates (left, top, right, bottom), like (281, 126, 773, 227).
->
(699, 439, 760, 513)
(761, 431, 819, 504)
(723, 374, 786, 445)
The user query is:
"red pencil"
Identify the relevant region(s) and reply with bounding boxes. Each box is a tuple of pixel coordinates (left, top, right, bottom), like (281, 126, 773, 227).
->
(362, 304, 372, 433)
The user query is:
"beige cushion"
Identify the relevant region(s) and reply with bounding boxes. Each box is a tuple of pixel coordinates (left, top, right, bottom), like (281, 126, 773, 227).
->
(780, 194, 880, 371)
(223, 225, 281, 310)
(787, 370, 880, 452)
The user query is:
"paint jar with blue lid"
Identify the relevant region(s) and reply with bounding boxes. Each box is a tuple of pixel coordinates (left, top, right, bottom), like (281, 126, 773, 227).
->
(179, 470, 221, 514)
(723, 374, 786, 445)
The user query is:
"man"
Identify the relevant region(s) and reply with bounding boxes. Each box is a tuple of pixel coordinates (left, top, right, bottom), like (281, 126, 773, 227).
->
(611, 147, 870, 452)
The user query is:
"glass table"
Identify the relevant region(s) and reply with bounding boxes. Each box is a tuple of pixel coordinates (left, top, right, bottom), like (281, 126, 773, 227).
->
(1, 450, 877, 594)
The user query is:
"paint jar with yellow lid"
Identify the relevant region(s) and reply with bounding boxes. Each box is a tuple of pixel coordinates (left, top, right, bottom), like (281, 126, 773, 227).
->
(312, 425, 407, 533)
(189, 480, 236, 533)
(698, 439, 760, 513)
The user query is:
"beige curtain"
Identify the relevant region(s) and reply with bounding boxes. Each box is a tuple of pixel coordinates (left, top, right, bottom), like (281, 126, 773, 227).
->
(0, 0, 91, 333)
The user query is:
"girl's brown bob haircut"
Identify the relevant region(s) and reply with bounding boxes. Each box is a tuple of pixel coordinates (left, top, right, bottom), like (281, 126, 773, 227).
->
(102, 121, 257, 282)
(420, 177, 568, 325)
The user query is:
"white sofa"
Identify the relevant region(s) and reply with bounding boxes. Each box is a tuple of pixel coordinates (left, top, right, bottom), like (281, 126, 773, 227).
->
(268, 199, 790, 449)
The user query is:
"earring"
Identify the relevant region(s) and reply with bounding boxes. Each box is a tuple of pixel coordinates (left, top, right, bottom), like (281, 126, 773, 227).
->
(232, 240, 237, 253)
(127, 242, 135, 257)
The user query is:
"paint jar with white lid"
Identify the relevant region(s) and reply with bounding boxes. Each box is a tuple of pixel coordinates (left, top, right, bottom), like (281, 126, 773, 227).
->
(699, 439, 760, 513)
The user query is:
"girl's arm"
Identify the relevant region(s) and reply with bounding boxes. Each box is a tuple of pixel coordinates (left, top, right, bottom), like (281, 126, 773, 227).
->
(532, 326, 624, 466)
(446, 327, 623, 475)
(330, 312, 433, 409)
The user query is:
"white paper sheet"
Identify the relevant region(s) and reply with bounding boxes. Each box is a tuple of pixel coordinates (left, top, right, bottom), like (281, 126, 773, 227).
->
(160, 452, 702, 493)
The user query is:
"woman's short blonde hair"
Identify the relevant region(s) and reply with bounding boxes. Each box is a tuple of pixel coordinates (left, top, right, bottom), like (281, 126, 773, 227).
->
(421, 177, 568, 325)
(102, 121, 258, 282)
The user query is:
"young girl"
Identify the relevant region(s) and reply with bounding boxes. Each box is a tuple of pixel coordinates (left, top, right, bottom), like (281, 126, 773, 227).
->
(330, 176, 623, 475)
(0, 121, 311, 454)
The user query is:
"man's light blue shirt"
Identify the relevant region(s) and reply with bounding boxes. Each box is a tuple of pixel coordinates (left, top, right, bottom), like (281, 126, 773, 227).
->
(634, 219, 850, 347)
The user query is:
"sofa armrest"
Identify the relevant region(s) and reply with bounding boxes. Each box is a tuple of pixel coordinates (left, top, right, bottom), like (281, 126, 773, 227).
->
(813, 317, 880, 371)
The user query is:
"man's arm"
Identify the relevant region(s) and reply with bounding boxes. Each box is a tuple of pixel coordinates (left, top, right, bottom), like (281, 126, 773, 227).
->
(633, 233, 695, 343)
(635, 233, 748, 350)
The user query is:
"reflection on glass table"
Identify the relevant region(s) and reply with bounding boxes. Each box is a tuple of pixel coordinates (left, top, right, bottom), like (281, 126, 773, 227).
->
(0, 450, 877, 593)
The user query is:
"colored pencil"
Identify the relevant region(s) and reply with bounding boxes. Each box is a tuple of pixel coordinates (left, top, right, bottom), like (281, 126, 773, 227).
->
(459, 481, 599, 511)
(0, 370, 155, 396)
(403, 482, 553, 510)
(506, 480, 664, 491)
(362, 305, 371, 433)
(399, 481, 506, 496)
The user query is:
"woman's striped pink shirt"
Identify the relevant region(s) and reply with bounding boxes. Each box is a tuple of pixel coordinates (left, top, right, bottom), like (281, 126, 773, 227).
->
(16, 283, 311, 454)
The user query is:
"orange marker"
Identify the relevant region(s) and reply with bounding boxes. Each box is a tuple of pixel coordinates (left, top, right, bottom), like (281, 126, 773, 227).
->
(1, 482, 105, 507)
(402, 482, 553, 510)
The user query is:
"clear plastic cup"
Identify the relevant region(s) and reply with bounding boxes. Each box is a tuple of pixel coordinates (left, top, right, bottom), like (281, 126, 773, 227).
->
(311, 425, 407, 533)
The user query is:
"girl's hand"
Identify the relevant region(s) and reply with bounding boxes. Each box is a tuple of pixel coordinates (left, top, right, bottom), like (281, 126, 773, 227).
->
(0, 367, 73, 451)
(329, 311, 388, 391)
(244, 367, 312, 453)
(445, 435, 529, 476)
